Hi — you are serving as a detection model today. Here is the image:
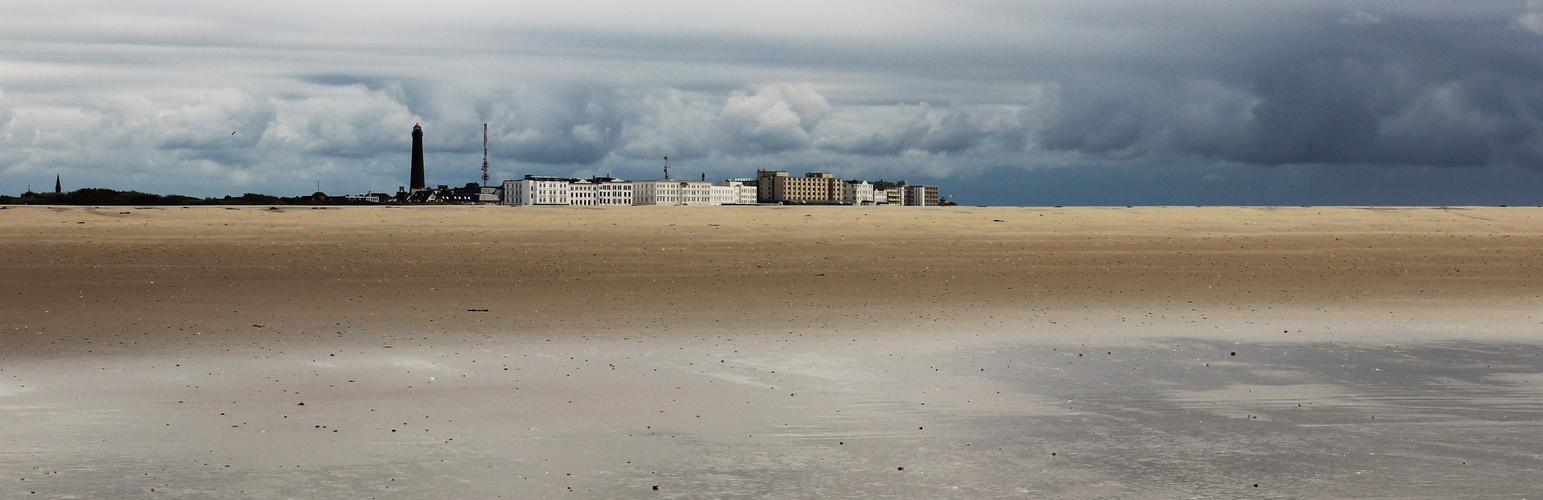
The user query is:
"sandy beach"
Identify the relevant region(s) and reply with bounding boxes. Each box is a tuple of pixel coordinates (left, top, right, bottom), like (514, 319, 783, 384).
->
(3, 205, 1541, 498)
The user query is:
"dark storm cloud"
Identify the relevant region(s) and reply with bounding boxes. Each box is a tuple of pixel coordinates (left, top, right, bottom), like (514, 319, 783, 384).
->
(7, 1, 1543, 200)
(815, 103, 1030, 156)
(1036, 4, 1543, 168)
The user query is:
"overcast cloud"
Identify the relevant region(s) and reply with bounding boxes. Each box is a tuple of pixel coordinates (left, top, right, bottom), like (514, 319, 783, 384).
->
(4, 1, 1543, 203)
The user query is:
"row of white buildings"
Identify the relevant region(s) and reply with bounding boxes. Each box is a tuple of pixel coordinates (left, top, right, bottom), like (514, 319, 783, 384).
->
(501, 176, 758, 206)
(496, 173, 941, 207)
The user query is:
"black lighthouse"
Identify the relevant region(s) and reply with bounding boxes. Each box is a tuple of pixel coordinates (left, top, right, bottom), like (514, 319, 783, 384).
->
(410, 123, 425, 190)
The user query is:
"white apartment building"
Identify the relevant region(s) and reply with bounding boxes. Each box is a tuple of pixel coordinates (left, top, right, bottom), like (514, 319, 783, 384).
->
(568, 180, 597, 206)
(710, 184, 736, 205)
(593, 178, 634, 205)
(842, 181, 875, 205)
(712, 181, 757, 205)
(872, 188, 891, 205)
(499, 179, 520, 205)
(632, 180, 682, 205)
(502, 176, 573, 205)
(680, 180, 713, 205)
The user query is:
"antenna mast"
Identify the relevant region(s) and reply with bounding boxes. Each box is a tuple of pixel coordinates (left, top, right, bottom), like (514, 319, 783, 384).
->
(481, 123, 490, 186)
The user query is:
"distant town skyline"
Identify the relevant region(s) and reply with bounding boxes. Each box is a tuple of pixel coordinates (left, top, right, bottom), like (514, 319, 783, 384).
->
(6, 2, 1543, 206)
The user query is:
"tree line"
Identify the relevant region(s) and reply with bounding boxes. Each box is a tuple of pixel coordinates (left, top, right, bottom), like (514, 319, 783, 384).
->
(0, 188, 379, 206)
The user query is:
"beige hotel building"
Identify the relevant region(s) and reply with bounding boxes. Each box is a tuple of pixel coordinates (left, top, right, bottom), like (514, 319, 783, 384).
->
(755, 170, 845, 204)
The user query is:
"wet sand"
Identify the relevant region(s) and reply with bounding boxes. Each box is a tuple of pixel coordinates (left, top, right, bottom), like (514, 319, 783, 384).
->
(2, 205, 1541, 498)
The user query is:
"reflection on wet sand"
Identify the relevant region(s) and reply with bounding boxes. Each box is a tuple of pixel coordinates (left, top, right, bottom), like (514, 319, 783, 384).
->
(3, 338, 1539, 498)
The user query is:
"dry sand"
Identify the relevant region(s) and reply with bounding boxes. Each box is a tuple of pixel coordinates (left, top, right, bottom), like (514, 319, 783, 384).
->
(2, 205, 1541, 498)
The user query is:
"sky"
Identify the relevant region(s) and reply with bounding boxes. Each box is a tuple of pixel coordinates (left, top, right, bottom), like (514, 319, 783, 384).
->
(4, 1, 1543, 205)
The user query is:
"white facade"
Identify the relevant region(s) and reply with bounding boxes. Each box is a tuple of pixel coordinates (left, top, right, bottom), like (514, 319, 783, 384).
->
(632, 180, 682, 205)
(709, 185, 737, 205)
(569, 180, 597, 206)
(842, 181, 875, 205)
(501, 177, 572, 205)
(496, 175, 922, 207)
(594, 179, 634, 205)
(501, 177, 633, 206)
(532, 178, 570, 205)
(341, 193, 382, 203)
(500, 180, 518, 205)
(499, 179, 525, 205)
(712, 181, 757, 205)
(680, 181, 713, 205)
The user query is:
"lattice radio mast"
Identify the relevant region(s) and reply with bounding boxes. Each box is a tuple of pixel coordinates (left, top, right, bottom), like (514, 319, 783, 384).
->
(480, 123, 490, 186)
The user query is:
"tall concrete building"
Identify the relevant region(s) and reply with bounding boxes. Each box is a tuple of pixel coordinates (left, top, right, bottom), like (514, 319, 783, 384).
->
(906, 185, 940, 206)
(410, 123, 425, 190)
(756, 170, 844, 204)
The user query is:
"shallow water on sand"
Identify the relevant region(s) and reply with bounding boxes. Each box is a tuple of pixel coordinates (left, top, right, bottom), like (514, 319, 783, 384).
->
(2, 337, 1540, 498)
(944, 340, 1543, 498)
